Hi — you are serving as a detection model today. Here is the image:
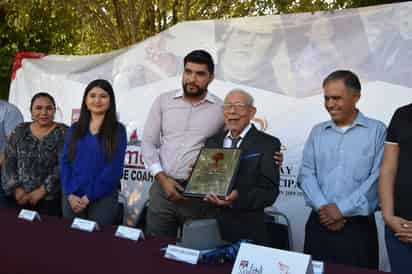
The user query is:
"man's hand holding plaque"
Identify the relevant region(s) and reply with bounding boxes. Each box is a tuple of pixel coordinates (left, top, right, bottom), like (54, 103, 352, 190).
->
(183, 148, 241, 199)
(204, 190, 239, 206)
(157, 172, 188, 203)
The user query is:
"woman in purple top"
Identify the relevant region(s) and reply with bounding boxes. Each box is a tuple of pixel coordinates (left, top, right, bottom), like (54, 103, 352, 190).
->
(60, 79, 127, 226)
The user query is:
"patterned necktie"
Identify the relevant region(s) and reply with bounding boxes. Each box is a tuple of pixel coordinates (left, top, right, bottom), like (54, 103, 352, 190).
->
(230, 136, 241, 148)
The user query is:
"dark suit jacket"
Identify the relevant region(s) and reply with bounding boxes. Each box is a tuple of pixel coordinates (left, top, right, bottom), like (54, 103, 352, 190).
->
(204, 124, 280, 245)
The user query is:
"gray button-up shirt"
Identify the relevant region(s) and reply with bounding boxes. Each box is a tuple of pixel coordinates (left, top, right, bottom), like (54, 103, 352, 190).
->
(0, 100, 24, 155)
(142, 90, 224, 180)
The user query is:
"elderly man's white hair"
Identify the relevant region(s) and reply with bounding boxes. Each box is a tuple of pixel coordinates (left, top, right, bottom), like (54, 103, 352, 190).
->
(225, 88, 255, 106)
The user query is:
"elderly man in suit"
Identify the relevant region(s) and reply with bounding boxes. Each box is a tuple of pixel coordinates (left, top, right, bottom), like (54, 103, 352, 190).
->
(203, 89, 281, 245)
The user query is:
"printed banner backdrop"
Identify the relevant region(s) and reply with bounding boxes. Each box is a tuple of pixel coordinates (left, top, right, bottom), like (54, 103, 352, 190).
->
(9, 2, 412, 271)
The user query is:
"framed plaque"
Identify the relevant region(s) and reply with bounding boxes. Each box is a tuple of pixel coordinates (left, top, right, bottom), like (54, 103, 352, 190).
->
(183, 148, 241, 199)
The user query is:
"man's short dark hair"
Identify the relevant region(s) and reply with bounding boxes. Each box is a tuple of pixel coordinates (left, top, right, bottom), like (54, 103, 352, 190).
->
(322, 70, 361, 93)
(184, 50, 215, 74)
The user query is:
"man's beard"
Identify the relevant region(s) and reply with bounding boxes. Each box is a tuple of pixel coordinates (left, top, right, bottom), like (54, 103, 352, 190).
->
(183, 83, 208, 98)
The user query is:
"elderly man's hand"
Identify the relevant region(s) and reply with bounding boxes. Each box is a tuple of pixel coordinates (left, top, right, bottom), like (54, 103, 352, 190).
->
(204, 190, 239, 206)
(274, 151, 283, 166)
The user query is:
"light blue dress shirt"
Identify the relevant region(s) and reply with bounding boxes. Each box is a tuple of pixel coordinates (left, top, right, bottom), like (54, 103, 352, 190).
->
(0, 100, 23, 197)
(298, 111, 386, 217)
(0, 100, 23, 155)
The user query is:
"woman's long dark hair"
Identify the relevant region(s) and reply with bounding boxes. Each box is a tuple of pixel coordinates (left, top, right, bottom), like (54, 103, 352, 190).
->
(68, 79, 120, 162)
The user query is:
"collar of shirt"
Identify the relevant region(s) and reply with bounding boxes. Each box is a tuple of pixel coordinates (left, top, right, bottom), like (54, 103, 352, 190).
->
(323, 110, 369, 132)
(223, 123, 252, 148)
(173, 90, 217, 105)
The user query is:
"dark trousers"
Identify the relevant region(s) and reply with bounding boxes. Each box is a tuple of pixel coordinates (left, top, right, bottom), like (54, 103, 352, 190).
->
(217, 209, 269, 245)
(146, 181, 217, 238)
(0, 185, 61, 216)
(0, 191, 14, 208)
(62, 191, 119, 226)
(16, 198, 62, 217)
(385, 225, 412, 274)
(0, 175, 14, 208)
(304, 211, 379, 269)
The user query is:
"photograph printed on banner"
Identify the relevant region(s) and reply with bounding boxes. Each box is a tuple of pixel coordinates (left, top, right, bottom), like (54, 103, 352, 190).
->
(214, 16, 290, 95)
(282, 9, 370, 98)
(362, 3, 412, 88)
(67, 30, 179, 92)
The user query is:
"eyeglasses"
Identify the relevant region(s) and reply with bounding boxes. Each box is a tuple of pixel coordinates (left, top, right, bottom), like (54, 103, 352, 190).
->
(223, 103, 249, 112)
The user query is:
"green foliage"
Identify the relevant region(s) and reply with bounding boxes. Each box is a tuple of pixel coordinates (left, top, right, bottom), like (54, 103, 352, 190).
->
(0, 0, 82, 98)
(0, 0, 400, 99)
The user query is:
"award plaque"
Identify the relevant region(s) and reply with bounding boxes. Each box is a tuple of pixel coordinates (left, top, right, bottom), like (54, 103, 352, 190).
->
(183, 148, 241, 199)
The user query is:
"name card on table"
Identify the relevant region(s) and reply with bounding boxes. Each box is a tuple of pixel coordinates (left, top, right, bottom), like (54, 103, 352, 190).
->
(164, 244, 200, 265)
(71, 218, 97, 232)
(232, 243, 314, 274)
(115, 225, 143, 241)
(312, 260, 324, 274)
(18, 209, 41, 222)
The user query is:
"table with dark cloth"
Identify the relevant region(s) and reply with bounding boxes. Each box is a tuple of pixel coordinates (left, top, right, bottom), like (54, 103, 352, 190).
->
(0, 208, 390, 274)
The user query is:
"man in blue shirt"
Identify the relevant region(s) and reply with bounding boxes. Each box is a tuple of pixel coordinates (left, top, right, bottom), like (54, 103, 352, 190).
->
(298, 70, 386, 269)
(0, 99, 24, 208)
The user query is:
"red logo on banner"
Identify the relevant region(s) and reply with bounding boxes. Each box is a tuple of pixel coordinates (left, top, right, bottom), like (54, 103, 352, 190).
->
(11, 52, 47, 80)
(71, 109, 81, 124)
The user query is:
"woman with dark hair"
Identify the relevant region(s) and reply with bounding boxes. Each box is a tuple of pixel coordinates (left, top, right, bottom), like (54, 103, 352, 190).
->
(379, 104, 412, 274)
(60, 79, 127, 226)
(2, 92, 67, 216)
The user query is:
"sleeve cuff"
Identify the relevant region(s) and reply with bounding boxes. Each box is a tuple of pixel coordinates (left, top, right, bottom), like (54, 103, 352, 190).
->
(337, 195, 372, 217)
(336, 199, 352, 217)
(312, 196, 329, 211)
(384, 141, 398, 145)
(2, 180, 21, 196)
(149, 163, 163, 177)
(44, 177, 55, 193)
